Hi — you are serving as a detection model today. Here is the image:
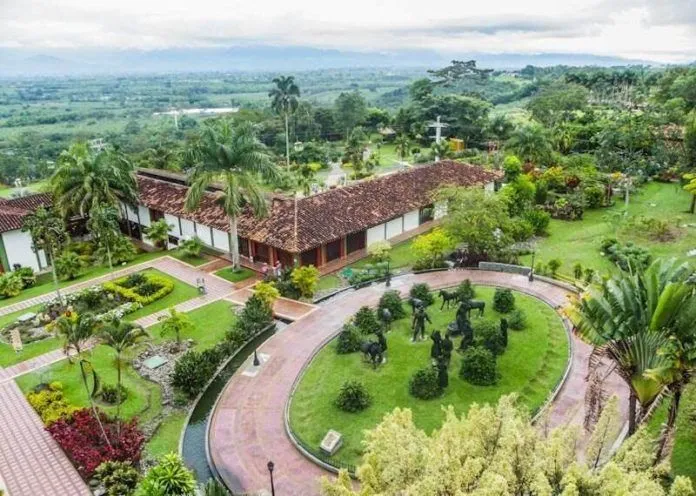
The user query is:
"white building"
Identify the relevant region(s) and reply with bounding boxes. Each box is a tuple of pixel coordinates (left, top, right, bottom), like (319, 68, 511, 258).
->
(0, 194, 51, 272)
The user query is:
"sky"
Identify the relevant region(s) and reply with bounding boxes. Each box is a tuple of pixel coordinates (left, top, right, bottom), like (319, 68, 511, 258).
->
(1, 0, 695, 63)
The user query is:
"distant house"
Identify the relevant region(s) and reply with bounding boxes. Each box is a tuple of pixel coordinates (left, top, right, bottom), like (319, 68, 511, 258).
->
(123, 161, 499, 273)
(0, 194, 52, 272)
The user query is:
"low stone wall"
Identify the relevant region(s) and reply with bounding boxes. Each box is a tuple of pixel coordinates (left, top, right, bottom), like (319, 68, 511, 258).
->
(478, 261, 531, 275)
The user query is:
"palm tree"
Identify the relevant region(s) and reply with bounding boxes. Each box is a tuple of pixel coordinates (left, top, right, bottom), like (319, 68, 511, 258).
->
(573, 259, 692, 434)
(51, 142, 138, 218)
(87, 204, 121, 276)
(683, 173, 696, 213)
(100, 318, 148, 433)
(269, 75, 300, 167)
(506, 122, 553, 165)
(158, 308, 194, 349)
(21, 207, 69, 306)
(184, 120, 278, 268)
(55, 312, 111, 447)
(395, 134, 410, 161)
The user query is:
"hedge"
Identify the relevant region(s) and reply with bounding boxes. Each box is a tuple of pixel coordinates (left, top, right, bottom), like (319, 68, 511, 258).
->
(103, 273, 174, 305)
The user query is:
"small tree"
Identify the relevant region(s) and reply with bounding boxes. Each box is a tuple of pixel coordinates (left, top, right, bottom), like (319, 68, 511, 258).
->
(493, 288, 515, 313)
(87, 204, 121, 276)
(136, 453, 196, 496)
(367, 240, 391, 262)
(683, 173, 696, 214)
(55, 251, 84, 280)
(412, 228, 454, 269)
(573, 263, 584, 280)
(409, 283, 435, 306)
(409, 366, 442, 399)
(0, 272, 23, 298)
(548, 258, 562, 277)
(395, 134, 410, 161)
(353, 306, 380, 334)
(290, 265, 320, 299)
(456, 279, 476, 301)
(254, 281, 280, 308)
(158, 308, 194, 347)
(378, 290, 406, 320)
(335, 380, 372, 412)
(336, 324, 362, 354)
(144, 219, 172, 250)
(460, 346, 497, 385)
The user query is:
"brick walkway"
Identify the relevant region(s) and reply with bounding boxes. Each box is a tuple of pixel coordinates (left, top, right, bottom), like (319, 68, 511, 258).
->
(0, 381, 91, 496)
(208, 270, 630, 495)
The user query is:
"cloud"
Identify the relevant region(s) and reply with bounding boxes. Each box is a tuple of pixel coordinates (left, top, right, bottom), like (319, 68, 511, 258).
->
(0, 0, 694, 62)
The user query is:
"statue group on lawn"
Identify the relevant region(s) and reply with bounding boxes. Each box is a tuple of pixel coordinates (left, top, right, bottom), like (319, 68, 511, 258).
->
(361, 329, 387, 369)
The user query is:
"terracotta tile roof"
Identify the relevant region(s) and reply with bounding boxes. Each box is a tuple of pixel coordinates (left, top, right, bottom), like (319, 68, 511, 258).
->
(136, 161, 500, 253)
(0, 193, 53, 233)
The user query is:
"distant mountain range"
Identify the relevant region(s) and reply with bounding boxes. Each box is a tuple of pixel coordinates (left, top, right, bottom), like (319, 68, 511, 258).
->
(0, 46, 665, 77)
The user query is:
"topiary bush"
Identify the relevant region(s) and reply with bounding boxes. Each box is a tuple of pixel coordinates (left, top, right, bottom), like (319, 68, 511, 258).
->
(353, 306, 380, 334)
(456, 279, 476, 301)
(409, 366, 443, 399)
(507, 309, 527, 330)
(460, 346, 498, 386)
(409, 283, 434, 307)
(493, 288, 515, 313)
(335, 380, 372, 412)
(474, 319, 506, 356)
(378, 290, 406, 320)
(336, 323, 362, 354)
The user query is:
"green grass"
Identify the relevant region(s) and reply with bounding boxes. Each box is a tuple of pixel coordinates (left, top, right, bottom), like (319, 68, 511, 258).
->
(0, 250, 168, 309)
(289, 286, 568, 467)
(147, 300, 238, 351)
(646, 384, 696, 483)
(521, 182, 696, 278)
(214, 267, 255, 283)
(168, 249, 210, 267)
(349, 236, 423, 271)
(16, 344, 163, 424)
(145, 411, 188, 458)
(122, 269, 198, 321)
(316, 274, 343, 293)
(0, 180, 48, 198)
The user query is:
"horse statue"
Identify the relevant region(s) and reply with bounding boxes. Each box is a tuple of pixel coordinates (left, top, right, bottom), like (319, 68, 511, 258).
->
(439, 289, 459, 309)
(460, 299, 485, 318)
(360, 340, 385, 369)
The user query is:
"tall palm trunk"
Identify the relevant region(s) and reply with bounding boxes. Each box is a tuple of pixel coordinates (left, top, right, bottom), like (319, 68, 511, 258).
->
(49, 246, 64, 307)
(79, 360, 112, 449)
(229, 215, 240, 269)
(116, 351, 122, 436)
(106, 241, 114, 279)
(628, 391, 637, 435)
(656, 388, 683, 462)
(690, 195, 695, 214)
(284, 113, 290, 167)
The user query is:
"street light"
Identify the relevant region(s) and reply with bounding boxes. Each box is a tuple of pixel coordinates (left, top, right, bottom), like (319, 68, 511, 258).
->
(529, 251, 536, 282)
(267, 461, 275, 496)
(385, 259, 391, 287)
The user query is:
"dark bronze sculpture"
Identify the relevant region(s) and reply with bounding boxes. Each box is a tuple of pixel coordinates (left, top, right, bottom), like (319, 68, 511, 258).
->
(430, 330, 442, 360)
(411, 305, 431, 341)
(442, 332, 454, 366)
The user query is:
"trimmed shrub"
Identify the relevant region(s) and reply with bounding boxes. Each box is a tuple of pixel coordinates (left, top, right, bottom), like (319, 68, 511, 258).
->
(601, 239, 652, 272)
(179, 236, 203, 257)
(171, 350, 220, 398)
(290, 265, 320, 299)
(509, 219, 534, 242)
(229, 294, 274, 340)
(507, 309, 527, 330)
(460, 346, 498, 386)
(47, 409, 145, 478)
(122, 273, 147, 288)
(253, 282, 280, 308)
(336, 324, 362, 354)
(27, 382, 79, 425)
(456, 279, 476, 301)
(583, 184, 605, 209)
(573, 263, 583, 280)
(55, 251, 85, 280)
(474, 319, 506, 356)
(335, 380, 372, 412)
(0, 272, 23, 298)
(103, 273, 174, 305)
(14, 266, 36, 288)
(136, 454, 196, 496)
(409, 366, 443, 399)
(523, 209, 551, 235)
(493, 288, 515, 313)
(378, 290, 406, 320)
(548, 259, 562, 276)
(409, 283, 435, 307)
(353, 306, 380, 334)
(95, 461, 140, 496)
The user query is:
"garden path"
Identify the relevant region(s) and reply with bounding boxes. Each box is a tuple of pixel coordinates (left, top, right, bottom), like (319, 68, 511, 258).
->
(208, 270, 630, 496)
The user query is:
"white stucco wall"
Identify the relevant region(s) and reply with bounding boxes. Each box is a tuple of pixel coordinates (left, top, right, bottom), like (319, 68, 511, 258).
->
(366, 223, 386, 246)
(195, 223, 213, 246)
(137, 205, 151, 227)
(485, 181, 495, 193)
(385, 217, 404, 239)
(180, 219, 196, 238)
(164, 214, 181, 236)
(403, 210, 419, 232)
(212, 229, 230, 252)
(2, 230, 46, 271)
(434, 200, 448, 220)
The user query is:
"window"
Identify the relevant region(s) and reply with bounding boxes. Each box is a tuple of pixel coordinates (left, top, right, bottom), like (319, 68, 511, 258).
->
(149, 209, 164, 222)
(347, 230, 366, 254)
(325, 239, 341, 262)
(254, 242, 270, 263)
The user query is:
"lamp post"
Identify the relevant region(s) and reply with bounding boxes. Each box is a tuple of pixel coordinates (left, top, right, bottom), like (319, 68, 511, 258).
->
(267, 461, 275, 496)
(529, 251, 536, 282)
(385, 258, 391, 287)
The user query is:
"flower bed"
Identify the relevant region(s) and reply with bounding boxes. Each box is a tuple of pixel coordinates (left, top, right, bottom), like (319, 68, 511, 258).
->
(102, 272, 175, 306)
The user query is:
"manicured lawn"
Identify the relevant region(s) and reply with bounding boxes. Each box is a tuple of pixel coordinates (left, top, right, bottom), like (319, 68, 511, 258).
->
(349, 236, 422, 271)
(122, 269, 198, 322)
(145, 411, 188, 458)
(316, 274, 344, 294)
(521, 182, 696, 278)
(0, 180, 48, 198)
(168, 249, 210, 267)
(289, 286, 568, 467)
(214, 267, 255, 284)
(16, 344, 163, 425)
(147, 300, 238, 351)
(647, 384, 696, 484)
(0, 250, 168, 309)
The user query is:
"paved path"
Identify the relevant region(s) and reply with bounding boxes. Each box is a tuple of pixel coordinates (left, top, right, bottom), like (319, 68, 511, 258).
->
(208, 270, 630, 495)
(0, 381, 91, 496)
(0, 256, 238, 496)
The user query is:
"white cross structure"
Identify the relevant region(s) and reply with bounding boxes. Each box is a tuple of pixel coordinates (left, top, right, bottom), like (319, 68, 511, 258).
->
(428, 115, 449, 161)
